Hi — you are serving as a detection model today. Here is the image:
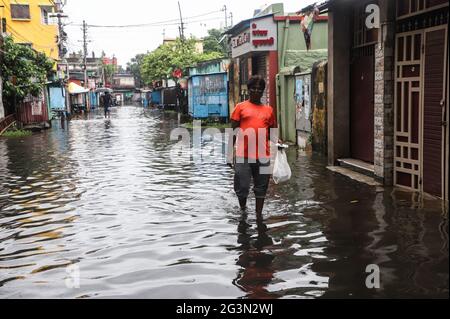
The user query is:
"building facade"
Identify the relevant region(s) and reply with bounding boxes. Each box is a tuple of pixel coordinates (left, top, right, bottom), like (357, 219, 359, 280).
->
(327, 0, 448, 201)
(0, 0, 58, 60)
(226, 4, 281, 118)
(275, 8, 328, 146)
(187, 58, 230, 120)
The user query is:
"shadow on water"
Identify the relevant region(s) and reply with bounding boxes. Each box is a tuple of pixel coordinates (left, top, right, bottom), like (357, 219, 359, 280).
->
(0, 106, 448, 298)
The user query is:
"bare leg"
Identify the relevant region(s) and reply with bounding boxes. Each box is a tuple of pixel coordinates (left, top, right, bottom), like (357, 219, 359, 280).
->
(238, 197, 247, 210)
(255, 198, 265, 222)
(256, 198, 268, 233)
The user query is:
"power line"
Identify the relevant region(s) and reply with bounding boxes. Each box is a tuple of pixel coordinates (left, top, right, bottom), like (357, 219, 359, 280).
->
(5, 25, 56, 49)
(69, 9, 222, 28)
(65, 16, 224, 32)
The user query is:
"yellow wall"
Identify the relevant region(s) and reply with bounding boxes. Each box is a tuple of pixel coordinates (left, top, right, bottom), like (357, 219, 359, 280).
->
(0, 0, 59, 60)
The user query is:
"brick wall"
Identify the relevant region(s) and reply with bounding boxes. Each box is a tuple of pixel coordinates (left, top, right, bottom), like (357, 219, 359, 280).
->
(374, 21, 395, 185)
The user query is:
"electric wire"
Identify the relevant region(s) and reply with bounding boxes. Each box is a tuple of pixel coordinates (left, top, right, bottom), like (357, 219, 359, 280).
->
(69, 9, 222, 28)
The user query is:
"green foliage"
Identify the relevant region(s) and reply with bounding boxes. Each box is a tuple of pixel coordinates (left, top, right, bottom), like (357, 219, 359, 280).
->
(1, 129, 32, 138)
(103, 64, 115, 84)
(199, 51, 224, 61)
(202, 29, 227, 56)
(126, 53, 146, 87)
(141, 36, 226, 84)
(1, 36, 54, 103)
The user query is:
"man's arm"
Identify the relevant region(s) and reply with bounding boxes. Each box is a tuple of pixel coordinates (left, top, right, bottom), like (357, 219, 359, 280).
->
(231, 120, 240, 147)
(227, 120, 240, 166)
(268, 113, 282, 144)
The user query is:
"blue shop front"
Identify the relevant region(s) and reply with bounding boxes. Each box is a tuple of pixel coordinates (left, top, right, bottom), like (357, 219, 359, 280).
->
(188, 59, 230, 120)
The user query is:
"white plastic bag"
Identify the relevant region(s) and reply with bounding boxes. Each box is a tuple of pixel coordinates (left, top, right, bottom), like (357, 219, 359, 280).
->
(272, 148, 292, 184)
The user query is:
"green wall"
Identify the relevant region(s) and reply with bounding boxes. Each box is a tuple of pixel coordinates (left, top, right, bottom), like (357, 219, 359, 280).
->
(276, 17, 328, 143)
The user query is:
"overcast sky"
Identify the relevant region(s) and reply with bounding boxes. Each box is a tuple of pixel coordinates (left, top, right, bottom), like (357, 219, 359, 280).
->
(64, 0, 317, 66)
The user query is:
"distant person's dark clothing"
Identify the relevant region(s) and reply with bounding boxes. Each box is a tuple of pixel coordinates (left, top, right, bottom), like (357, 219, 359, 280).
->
(104, 94, 113, 108)
(104, 93, 113, 118)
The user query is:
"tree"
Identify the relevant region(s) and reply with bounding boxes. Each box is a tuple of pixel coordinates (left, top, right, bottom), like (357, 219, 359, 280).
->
(141, 37, 224, 85)
(103, 64, 115, 85)
(203, 28, 227, 56)
(126, 53, 146, 88)
(0, 36, 54, 112)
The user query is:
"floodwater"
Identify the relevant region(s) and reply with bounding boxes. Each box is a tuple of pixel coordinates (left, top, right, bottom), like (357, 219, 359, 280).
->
(0, 106, 448, 299)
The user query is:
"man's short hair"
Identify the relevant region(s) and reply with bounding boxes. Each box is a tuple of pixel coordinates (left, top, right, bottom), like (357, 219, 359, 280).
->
(247, 75, 266, 91)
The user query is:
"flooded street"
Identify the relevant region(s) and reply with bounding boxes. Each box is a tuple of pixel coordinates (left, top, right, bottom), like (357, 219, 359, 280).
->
(0, 106, 448, 298)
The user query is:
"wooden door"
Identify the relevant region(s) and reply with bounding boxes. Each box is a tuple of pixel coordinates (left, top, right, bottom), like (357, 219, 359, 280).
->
(395, 26, 448, 198)
(423, 27, 447, 197)
(350, 54, 375, 163)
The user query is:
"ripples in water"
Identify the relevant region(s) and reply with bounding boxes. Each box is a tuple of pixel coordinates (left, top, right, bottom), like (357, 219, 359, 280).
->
(0, 107, 448, 298)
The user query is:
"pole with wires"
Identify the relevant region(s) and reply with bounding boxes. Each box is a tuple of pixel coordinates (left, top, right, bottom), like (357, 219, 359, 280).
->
(177, 1, 185, 41)
(50, 0, 70, 117)
(223, 5, 227, 29)
(83, 20, 88, 88)
(177, 2, 185, 124)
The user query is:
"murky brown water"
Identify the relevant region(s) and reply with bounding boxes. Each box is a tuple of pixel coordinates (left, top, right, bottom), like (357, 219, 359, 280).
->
(0, 106, 448, 298)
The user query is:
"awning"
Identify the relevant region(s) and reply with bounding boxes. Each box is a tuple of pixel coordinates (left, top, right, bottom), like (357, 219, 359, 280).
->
(68, 82, 89, 94)
(95, 87, 114, 93)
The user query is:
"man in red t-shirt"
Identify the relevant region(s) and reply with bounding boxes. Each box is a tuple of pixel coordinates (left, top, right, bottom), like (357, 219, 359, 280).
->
(228, 75, 279, 231)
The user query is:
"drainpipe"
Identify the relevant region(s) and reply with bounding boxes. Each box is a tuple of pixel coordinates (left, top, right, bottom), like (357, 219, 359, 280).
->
(281, 18, 290, 69)
(279, 18, 290, 141)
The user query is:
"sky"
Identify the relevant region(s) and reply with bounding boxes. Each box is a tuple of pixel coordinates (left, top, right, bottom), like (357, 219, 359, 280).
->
(64, 0, 317, 66)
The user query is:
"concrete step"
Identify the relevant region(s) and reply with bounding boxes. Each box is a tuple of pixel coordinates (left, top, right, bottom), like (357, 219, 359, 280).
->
(337, 158, 375, 178)
(327, 166, 381, 187)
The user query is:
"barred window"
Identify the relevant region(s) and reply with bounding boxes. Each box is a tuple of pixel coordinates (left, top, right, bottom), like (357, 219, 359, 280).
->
(11, 4, 31, 20)
(40, 6, 56, 25)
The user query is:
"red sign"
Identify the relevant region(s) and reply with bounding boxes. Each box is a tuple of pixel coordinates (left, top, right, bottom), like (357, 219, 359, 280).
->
(252, 30, 268, 36)
(172, 69, 183, 79)
(252, 37, 275, 48)
(251, 21, 274, 48)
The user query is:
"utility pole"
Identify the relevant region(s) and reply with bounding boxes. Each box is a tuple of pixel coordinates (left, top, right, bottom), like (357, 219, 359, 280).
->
(82, 20, 88, 88)
(177, 2, 185, 124)
(223, 5, 227, 29)
(177, 1, 185, 41)
(230, 12, 233, 27)
(51, 4, 68, 59)
(49, 1, 70, 117)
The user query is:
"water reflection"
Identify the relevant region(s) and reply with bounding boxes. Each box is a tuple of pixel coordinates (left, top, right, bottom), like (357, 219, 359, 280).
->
(233, 212, 277, 299)
(0, 106, 448, 298)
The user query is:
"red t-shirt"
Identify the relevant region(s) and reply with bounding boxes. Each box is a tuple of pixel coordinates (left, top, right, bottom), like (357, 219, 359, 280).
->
(231, 101, 276, 160)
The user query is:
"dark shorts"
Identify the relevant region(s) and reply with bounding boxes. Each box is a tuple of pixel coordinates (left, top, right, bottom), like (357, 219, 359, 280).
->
(234, 158, 271, 199)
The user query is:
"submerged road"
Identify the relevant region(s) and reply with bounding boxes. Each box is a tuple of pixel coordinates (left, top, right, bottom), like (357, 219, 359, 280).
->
(0, 106, 448, 298)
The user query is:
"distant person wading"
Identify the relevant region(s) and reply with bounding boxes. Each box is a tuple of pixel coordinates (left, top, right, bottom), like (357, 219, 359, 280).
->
(104, 91, 113, 118)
